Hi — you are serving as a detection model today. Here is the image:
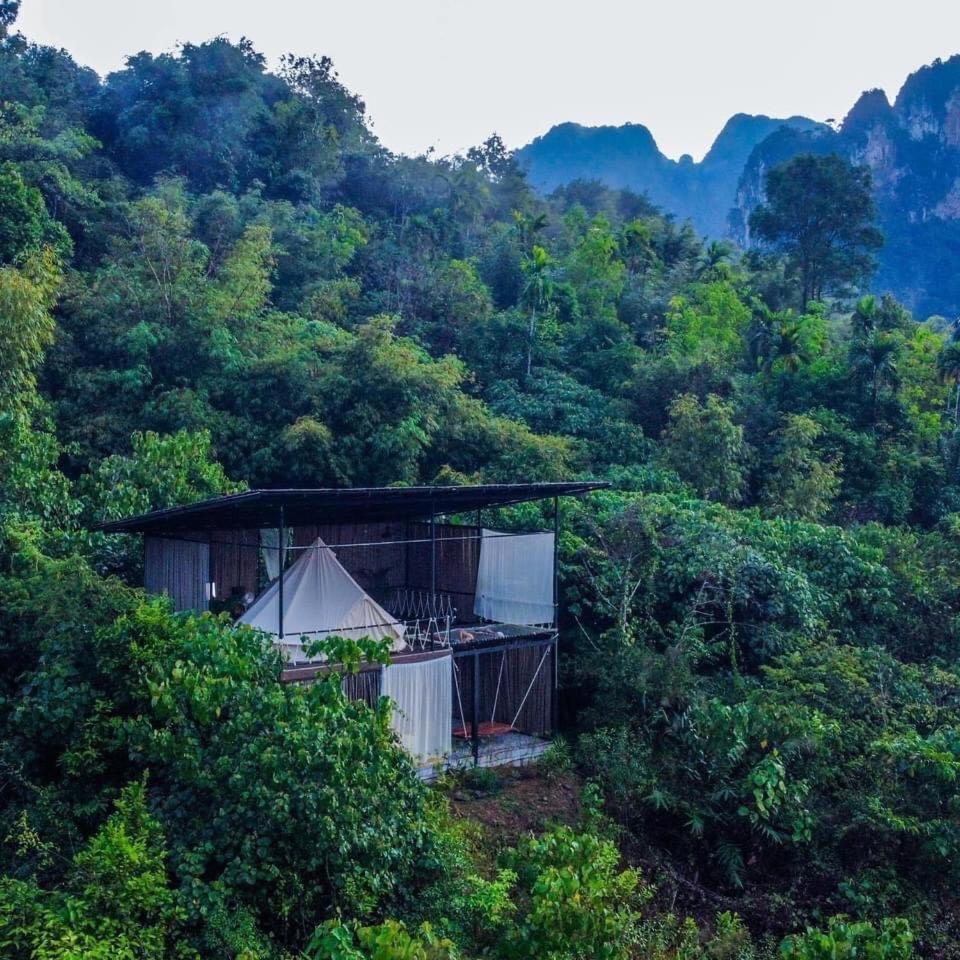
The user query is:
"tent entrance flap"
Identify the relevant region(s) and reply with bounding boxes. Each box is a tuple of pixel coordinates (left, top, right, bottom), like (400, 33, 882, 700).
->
(238, 537, 406, 661)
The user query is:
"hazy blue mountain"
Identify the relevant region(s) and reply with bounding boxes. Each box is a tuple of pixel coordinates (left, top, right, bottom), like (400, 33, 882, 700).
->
(517, 114, 825, 236)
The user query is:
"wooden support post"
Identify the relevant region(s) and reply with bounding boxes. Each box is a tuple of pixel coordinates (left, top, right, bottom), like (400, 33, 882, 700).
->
(430, 505, 437, 598)
(429, 502, 437, 650)
(552, 496, 559, 628)
(277, 504, 285, 642)
(551, 638, 559, 736)
(206, 531, 214, 611)
(475, 508, 482, 618)
(552, 497, 560, 734)
(472, 650, 480, 766)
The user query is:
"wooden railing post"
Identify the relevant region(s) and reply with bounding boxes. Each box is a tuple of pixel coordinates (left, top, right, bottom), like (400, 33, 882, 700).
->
(278, 504, 285, 642)
(472, 650, 480, 766)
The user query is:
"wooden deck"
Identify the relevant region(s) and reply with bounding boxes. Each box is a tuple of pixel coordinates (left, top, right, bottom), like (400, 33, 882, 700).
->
(446, 622, 554, 651)
(418, 729, 551, 780)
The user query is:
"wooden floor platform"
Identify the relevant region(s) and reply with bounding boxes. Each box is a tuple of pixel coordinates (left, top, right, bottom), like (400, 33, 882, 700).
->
(446, 623, 554, 651)
(451, 721, 514, 739)
(418, 729, 551, 780)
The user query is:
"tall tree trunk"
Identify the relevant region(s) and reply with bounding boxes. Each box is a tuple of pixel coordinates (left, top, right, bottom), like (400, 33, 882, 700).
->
(526, 307, 537, 379)
(801, 263, 811, 309)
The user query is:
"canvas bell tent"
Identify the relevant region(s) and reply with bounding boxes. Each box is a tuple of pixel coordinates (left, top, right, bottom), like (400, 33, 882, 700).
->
(238, 536, 406, 661)
(99, 483, 607, 770)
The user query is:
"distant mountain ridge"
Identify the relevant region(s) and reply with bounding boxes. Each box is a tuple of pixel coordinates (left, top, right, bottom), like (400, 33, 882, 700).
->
(517, 114, 826, 236)
(517, 55, 960, 317)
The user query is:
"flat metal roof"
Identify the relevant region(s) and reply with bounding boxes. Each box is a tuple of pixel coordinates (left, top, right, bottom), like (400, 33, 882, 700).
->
(96, 482, 609, 534)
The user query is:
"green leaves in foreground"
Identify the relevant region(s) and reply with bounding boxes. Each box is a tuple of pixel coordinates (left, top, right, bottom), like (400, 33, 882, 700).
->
(0, 780, 193, 960)
(781, 917, 913, 960)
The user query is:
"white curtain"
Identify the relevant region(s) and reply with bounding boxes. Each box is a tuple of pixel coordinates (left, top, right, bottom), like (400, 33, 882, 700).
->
(473, 530, 555, 626)
(381, 653, 452, 762)
(260, 528, 289, 581)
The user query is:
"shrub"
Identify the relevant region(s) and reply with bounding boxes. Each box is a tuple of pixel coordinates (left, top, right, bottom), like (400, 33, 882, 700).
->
(780, 916, 913, 960)
(498, 825, 644, 960)
(306, 919, 459, 960)
(461, 765, 500, 794)
(537, 737, 573, 781)
(0, 780, 192, 960)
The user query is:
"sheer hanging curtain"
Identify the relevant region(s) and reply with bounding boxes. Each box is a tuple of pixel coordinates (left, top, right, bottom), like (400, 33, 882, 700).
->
(260, 527, 289, 581)
(144, 536, 209, 613)
(473, 530, 555, 626)
(381, 653, 452, 762)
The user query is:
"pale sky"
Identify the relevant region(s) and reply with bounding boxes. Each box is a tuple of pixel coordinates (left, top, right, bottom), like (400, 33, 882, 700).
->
(15, 0, 960, 161)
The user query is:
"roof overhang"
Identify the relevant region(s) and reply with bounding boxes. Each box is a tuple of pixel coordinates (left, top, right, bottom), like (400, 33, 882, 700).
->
(95, 482, 609, 535)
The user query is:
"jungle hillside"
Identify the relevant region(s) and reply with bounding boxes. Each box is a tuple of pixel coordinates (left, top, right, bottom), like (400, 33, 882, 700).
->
(1, 3, 960, 958)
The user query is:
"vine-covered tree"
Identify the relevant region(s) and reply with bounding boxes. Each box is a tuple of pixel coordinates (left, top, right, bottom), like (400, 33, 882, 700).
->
(661, 393, 749, 504)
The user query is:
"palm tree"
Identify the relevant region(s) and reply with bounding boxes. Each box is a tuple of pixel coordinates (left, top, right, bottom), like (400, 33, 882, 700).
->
(696, 240, 734, 282)
(775, 318, 807, 373)
(512, 210, 548, 252)
(520, 244, 553, 379)
(751, 305, 810, 376)
(851, 330, 900, 421)
(851, 295, 878, 339)
(937, 335, 960, 423)
(749, 302, 777, 374)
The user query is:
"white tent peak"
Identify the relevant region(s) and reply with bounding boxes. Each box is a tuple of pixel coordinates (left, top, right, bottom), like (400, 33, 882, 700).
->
(238, 536, 406, 661)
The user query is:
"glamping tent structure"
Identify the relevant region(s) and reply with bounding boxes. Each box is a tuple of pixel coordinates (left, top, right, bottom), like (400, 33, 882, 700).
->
(99, 482, 607, 770)
(238, 536, 406, 661)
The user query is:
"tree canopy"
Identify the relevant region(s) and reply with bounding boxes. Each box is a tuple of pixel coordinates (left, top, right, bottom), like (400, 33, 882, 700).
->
(750, 154, 883, 307)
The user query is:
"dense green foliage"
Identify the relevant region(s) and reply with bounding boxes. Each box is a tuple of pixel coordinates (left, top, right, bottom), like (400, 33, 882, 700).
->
(569, 493, 960, 939)
(1, 781, 193, 959)
(0, 8, 958, 957)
